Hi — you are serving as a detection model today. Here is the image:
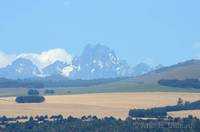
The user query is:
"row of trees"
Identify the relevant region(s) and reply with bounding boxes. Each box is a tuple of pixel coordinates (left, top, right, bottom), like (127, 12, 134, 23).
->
(158, 79, 200, 89)
(0, 115, 199, 132)
(129, 99, 200, 118)
(0, 77, 127, 88)
(0, 78, 44, 88)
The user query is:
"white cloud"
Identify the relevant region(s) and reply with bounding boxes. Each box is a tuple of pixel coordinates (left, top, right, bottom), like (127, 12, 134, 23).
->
(62, 66, 73, 76)
(17, 48, 73, 69)
(0, 51, 15, 68)
(0, 49, 73, 76)
(0, 48, 73, 69)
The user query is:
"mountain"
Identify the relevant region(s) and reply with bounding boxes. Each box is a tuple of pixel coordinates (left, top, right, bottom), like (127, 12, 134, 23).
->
(123, 59, 200, 84)
(0, 44, 156, 79)
(131, 63, 152, 76)
(70, 44, 132, 79)
(43, 61, 70, 76)
(154, 64, 164, 70)
(0, 58, 41, 79)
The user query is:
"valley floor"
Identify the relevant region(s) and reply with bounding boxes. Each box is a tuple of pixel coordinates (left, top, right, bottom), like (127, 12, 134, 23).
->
(0, 92, 200, 119)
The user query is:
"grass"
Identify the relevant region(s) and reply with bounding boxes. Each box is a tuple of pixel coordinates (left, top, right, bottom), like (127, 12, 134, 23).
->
(0, 84, 200, 119)
(0, 83, 200, 97)
(0, 92, 200, 119)
(168, 110, 200, 118)
(40, 83, 200, 95)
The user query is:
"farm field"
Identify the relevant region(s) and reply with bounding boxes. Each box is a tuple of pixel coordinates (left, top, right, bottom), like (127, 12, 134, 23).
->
(1, 83, 200, 97)
(168, 110, 200, 118)
(0, 92, 200, 119)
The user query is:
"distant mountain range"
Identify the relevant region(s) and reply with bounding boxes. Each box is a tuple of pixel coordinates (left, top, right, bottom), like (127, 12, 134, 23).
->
(0, 44, 161, 79)
(0, 58, 41, 79)
(122, 59, 200, 84)
(0, 44, 199, 89)
(43, 61, 70, 77)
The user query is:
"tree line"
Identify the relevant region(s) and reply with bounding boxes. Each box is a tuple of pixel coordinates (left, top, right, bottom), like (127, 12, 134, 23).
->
(0, 78, 44, 88)
(0, 115, 200, 132)
(158, 79, 200, 89)
(0, 77, 127, 88)
(129, 99, 200, 118)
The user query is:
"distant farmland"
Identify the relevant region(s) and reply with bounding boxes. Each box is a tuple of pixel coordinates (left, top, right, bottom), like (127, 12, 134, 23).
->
(0, 92, 200, 119)
(1, 83, 200, 97)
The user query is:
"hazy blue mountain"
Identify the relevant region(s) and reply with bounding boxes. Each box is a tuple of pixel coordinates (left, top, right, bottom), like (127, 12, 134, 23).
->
(131, 63, 152, 76)
(154, 64, 164, 70)
(43, 61, 69, 76)
(70, 44, 132, 79)
(0, 45, 157, 79)
(0, 58, 41, 79)
(123, 59, 200, 84)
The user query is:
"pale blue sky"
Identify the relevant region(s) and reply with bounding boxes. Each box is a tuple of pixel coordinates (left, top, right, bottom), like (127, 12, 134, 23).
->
(0, 0, 200, 66)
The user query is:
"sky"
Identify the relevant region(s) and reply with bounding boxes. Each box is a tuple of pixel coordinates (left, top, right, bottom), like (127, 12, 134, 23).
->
(0, 0, 200, 67)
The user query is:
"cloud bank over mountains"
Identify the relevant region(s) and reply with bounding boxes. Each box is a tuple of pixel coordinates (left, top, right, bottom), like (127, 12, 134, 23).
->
(0, 49, 73, 69)
(0, 51, 15, 68)
(0, 44, 159, 79)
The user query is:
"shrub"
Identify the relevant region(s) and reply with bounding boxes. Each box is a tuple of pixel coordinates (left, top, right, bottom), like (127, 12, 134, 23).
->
(16, 96, 45, 103)
(44, 90, 55, 94)
(28, 89, 40, 96)
(177, 98, 184, 105)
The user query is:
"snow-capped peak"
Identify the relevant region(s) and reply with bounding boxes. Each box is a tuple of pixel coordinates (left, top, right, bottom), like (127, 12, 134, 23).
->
(70, 44, 131, 79)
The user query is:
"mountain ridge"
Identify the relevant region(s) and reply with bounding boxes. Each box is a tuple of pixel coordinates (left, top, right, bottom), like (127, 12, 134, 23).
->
(121, 59, 200, 84)
(0, 44, 157, 79)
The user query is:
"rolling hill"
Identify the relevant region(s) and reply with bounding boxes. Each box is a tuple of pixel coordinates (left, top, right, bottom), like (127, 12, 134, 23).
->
(121, 59, 200, 84)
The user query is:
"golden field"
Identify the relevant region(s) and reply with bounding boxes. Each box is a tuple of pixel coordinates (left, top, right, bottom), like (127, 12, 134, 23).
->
(0, 92, 200, 119)
(168, 110, 200, 118)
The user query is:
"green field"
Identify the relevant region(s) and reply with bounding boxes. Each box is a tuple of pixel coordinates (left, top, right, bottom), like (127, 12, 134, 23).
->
(0, 83, 200, 97)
